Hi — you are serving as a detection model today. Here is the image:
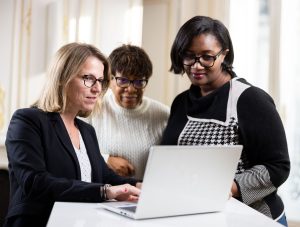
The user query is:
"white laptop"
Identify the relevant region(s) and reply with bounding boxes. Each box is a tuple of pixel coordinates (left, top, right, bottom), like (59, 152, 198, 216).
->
(101, 145, 242, 219)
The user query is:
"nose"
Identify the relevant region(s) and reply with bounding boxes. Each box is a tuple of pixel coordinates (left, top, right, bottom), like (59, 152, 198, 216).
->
(91, 81, 102, 94)
(192, 60, 205, 69)
(125, 83, 137, 92)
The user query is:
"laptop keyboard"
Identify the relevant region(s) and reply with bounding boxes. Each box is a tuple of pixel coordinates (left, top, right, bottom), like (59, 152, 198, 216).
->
(120, 205, 137, 213)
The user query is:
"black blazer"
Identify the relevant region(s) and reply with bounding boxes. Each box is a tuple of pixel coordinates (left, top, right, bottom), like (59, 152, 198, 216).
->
(5, 108, 137, 226)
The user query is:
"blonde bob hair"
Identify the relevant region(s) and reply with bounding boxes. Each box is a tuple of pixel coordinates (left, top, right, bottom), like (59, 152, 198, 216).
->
(34, 42, 110, 117)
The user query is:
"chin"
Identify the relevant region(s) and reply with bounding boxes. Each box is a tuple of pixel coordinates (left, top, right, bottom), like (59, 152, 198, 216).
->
(123, 105, 136, 109)
(81, 105, 94, 113)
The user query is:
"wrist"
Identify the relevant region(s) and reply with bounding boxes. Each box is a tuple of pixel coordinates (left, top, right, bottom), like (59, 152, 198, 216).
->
(136, 182, 142, 189)
(231, 181, 241, 197)
(100, 184, 112, 200)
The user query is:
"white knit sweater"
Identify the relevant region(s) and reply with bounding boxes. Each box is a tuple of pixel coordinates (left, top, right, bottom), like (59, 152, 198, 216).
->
(89, 89, 170, 180)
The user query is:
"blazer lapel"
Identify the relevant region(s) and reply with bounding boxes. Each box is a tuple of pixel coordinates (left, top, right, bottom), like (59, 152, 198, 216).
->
(49, 113, 81, 179)
(76, 119, 101, 182)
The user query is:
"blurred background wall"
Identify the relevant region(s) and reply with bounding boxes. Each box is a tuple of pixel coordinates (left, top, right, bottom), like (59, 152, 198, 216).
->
(0, 0, 299, 225)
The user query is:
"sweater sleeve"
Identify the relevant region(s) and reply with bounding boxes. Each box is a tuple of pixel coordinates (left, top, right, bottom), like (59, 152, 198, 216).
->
(235, 87, 290, 205)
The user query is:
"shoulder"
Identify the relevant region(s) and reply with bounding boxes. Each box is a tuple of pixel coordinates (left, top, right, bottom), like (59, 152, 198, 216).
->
(234, 79, 277, 114)
(143, 96, 170, 113)
(239, 86, 275, 107)
(11, 107, 48, 123)
(141, 97, 170, 121)
(13, 107, 43, 116)
(170, 89, 189, 110)
(7, 108, 57, 139)
(231, 77, 274, 104)
(174, 89, 189, 102)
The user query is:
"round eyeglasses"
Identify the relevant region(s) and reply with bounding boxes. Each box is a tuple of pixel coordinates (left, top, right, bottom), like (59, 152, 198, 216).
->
(182, 49, 223, 68)
(82, 75, 108, 88)
(114, 76, 148, 89)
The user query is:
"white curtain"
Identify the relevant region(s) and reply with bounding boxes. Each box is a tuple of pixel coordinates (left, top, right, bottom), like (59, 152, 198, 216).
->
(279, 0, 300, 221)
(229, 0, 300, 221)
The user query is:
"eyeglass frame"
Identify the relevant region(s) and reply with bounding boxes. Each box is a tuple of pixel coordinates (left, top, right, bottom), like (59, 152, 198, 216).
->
(81, 75, 108, 88)
(182, 49, 224, 68)
(113, 76, 148, 89)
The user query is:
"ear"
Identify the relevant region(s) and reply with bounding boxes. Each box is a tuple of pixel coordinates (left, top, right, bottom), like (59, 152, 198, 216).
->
(220, 49, 232, 72)
(220, 49, 230, 65)
(222, 49, 229, 57)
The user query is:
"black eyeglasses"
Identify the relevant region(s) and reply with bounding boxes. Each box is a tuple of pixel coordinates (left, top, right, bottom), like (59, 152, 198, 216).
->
(113, 76, 148, 89)
(82, 75, 108, 88)
(182, 49, 223, 68)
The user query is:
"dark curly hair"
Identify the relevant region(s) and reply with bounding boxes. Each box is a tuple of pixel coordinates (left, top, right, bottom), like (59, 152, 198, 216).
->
(170, 16, 234, 75)
(109, 44, 153, 79)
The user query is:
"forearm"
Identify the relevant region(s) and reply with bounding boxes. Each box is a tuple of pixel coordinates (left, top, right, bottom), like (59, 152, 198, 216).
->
(236, 88, 290, 204)
(234, 165, 276, 205)
(101, 157, 138, 186)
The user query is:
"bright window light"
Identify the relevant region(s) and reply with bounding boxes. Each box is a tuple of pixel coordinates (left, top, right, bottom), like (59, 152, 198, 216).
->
(124, 3, 143, 46)
(78, 16, 92, 43)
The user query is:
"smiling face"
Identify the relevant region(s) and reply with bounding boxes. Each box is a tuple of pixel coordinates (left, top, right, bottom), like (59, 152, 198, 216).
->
(65, 56, 104, 116)
(184, 33, 231, 95)
(110, 72, 145, 109)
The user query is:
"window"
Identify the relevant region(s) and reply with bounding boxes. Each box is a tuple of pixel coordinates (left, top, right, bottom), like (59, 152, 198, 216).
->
(230, 0, 300, 221)
(280, 0, 300, 220)
(229, 0, 269, 90)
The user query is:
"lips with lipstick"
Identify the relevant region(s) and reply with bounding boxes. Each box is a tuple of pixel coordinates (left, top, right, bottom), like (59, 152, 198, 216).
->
(192, 72, 206, 80)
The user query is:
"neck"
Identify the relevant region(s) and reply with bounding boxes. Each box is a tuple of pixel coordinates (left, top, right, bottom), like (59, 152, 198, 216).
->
(60, 112, 76, 128)
(200, 72, 231, 96)
(60, 112, 80, 149)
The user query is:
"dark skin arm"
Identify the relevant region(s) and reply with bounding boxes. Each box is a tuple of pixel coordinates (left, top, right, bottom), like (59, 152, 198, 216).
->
(107, 156, 135, 177)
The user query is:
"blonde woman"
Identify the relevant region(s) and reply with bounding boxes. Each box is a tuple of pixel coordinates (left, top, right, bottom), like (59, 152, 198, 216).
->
(5, 43, 141, 227)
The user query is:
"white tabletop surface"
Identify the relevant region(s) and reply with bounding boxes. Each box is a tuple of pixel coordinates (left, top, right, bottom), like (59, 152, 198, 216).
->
(46, 198, 283, 227)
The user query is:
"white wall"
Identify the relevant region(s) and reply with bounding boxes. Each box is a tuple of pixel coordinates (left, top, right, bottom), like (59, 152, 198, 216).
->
(142, 0, 179, 105)
(0, 0, 231, 164)
(0, 0, 15, 139)
(142, 0, 230, 106)
(0, 0, 144, 169)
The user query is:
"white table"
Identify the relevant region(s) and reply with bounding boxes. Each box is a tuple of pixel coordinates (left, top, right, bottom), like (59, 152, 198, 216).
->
(46, 198, 283, 227)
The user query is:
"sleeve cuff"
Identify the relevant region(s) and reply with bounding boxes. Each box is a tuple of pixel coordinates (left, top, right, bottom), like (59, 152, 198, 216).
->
(101, 153, 109, 162)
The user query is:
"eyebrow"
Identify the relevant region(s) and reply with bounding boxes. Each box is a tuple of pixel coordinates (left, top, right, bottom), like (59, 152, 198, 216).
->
(83, 74, 104, 79)
(186, 50, 215, 54)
